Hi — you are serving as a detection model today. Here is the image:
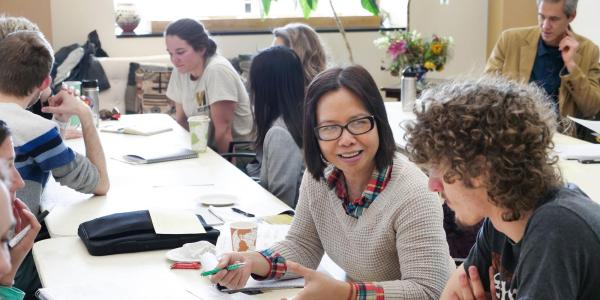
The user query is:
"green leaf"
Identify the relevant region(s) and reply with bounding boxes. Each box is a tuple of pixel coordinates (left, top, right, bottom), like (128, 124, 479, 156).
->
(261, 0, 272, 16)
(361, 0, 379, 15)
(306, 0, 318, 10)
(299, 0, 318, 19)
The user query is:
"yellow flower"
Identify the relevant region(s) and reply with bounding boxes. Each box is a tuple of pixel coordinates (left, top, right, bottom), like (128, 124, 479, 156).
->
(431, 43, 443, 55)
(424, 61, 436, 71)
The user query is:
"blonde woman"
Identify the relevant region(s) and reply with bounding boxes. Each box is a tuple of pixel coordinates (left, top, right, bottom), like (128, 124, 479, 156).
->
(273, 23, 327, 86)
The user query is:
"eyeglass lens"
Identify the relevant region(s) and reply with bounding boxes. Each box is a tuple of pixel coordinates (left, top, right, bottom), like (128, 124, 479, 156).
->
(316, 116, 374, 141)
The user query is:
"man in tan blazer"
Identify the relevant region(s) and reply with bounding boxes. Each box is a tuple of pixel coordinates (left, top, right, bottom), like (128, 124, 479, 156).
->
(486, 0, 600, 139)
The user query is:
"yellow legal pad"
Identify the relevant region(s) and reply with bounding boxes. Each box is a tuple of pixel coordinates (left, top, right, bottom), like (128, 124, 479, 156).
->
(149, 210, 206, 234)
(261, 214, 294, 225)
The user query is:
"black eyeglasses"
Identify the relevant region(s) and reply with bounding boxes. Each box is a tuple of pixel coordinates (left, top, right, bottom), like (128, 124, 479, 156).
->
(314, 115, 376, 141)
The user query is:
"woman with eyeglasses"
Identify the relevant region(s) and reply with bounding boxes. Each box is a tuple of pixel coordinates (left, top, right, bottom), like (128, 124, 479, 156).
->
(0, 121, 41, 300)
(211, 66, 453, 299)
(0, 180, 23, 300)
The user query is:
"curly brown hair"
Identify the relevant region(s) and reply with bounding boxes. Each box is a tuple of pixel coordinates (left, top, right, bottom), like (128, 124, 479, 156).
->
(406, 76, 563, 221)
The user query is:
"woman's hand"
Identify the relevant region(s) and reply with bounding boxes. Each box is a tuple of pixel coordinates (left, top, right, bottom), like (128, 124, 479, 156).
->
(0, 198, 41, 286)
(210, 252, 254, 290)
(286, 261, 352, 300)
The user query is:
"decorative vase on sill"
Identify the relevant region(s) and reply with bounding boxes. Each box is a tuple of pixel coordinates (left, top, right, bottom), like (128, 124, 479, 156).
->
(115, 3, 140, 33)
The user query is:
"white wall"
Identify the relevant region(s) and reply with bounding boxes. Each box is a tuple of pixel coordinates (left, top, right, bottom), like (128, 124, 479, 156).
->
(49, 0, 488, 88)
(572, 0, 600, 47)
(410, 0, 488, 80)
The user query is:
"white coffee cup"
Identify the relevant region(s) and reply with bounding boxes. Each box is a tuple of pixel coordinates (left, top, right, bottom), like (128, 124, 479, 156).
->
(230, 221, 258, 252)
(188, 115, 210, 152)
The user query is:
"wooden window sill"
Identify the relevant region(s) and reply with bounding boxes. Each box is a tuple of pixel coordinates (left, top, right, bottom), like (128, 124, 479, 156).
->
(151, 15, 381, 34)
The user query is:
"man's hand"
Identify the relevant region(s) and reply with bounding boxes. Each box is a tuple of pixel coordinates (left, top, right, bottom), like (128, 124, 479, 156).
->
(0, 198, 41, 286)
(42, 87, 89, 120)
(451, 266, 497, 300)
(285, 261, 352, 300)
(559, 29, 579, 72)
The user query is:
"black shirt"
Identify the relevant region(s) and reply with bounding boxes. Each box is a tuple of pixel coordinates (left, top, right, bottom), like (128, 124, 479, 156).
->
(464, 184, 600, 299)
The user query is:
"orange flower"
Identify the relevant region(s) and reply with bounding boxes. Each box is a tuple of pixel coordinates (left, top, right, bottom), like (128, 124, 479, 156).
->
(431, 42, 443, 55)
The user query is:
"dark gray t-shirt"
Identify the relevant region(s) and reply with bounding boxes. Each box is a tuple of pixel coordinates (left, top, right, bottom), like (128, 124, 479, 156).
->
(464, 184, 600, 299)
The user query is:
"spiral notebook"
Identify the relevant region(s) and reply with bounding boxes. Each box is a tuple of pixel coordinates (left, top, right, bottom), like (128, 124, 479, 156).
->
(118, 148, 198, 164)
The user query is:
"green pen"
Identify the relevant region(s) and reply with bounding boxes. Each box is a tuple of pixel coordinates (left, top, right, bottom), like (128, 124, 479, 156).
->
(200, 262, 246, 276)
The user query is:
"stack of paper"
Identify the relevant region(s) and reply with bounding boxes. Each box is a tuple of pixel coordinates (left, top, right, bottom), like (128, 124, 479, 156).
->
(569, 116, 600, 135)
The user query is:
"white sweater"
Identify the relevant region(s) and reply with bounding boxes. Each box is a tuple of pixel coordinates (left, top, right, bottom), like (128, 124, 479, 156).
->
(270, 155, 454, 299)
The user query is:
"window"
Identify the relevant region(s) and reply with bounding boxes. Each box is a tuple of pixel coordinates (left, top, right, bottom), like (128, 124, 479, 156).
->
(114, 0, 407, 34)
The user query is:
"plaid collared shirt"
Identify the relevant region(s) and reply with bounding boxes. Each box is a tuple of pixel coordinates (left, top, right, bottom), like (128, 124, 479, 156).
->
(325, 165, 393, 218)
(252, 249, 287, 280)
(257, 249, 384, 300)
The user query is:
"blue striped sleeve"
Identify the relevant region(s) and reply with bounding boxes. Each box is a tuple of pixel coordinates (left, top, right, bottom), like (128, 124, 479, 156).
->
(15, 127, 75, 175)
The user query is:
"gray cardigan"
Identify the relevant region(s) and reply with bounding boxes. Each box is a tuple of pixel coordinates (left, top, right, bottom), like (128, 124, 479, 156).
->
(257, 118, 305, 208)
(270, 156, 454, 299)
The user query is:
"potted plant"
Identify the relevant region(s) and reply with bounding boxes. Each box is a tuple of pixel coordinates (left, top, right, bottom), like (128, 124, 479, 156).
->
(374, 30, 453, 79)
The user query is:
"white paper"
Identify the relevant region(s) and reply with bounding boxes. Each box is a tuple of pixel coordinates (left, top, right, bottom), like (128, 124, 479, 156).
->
(149, 210, 206, 234)
(221, 277, 305, 293)
(36, 283, 197, 300)
(553, 144, 600, 160)
(100, 122, 172, 136)
(568, 116, 600, 135)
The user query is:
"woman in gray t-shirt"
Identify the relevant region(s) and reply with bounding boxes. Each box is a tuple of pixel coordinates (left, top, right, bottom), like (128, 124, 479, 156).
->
(164, 18, 253, 153)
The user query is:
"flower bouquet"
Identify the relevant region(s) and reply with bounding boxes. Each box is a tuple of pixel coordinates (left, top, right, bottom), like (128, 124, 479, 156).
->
(374, 30, 453, 78)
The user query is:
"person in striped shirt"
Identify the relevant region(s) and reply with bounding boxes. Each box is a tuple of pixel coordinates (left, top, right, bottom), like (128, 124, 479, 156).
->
(0, 31, 109, 216)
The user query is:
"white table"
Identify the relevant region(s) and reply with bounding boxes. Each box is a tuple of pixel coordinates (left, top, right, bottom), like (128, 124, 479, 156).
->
(384, 101, 600, 203)
(34, 236, 306, 300)
(41, 113, 290, 237)
(33, 114, 314, 299)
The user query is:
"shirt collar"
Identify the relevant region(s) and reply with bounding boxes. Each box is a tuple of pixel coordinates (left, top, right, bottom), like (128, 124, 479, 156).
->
(325, 164, 393, 218)
(536, 38, 559, 57)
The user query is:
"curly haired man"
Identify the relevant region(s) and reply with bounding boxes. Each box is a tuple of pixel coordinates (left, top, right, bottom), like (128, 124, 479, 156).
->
(406, 76, 600, 299)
